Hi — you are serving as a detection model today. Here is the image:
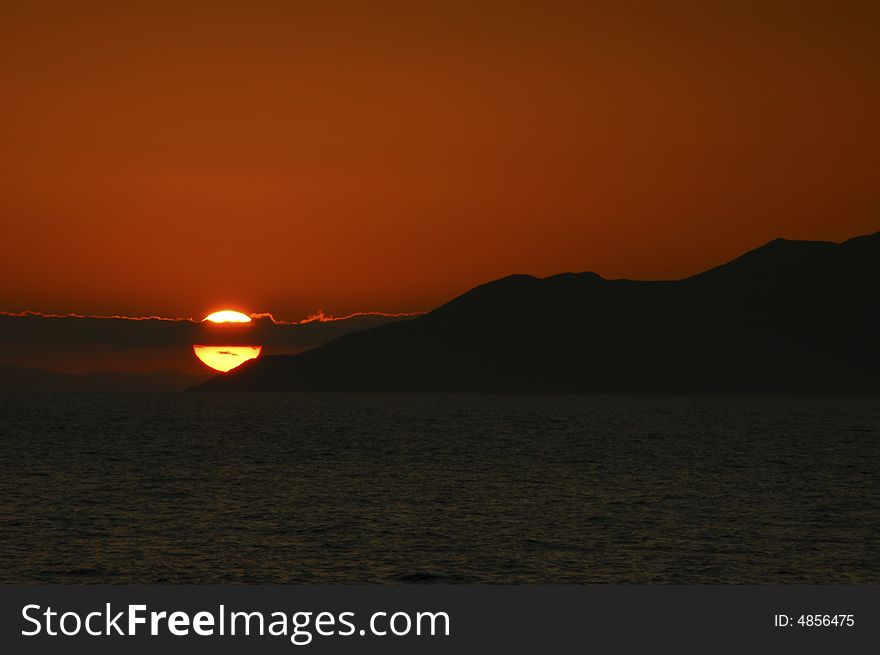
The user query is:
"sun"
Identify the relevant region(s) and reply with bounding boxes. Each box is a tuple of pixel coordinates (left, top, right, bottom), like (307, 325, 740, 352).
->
(203, 310, 252, 323)
(193, 345, 262, 372)
(194, 309, 262, 372)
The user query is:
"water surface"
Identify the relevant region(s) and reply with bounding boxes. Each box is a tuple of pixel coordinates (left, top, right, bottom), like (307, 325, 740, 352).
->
(0, 393, 877, 583)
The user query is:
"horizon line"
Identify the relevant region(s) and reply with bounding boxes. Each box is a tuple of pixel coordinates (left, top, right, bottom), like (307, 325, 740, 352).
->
(0, 309, 426, 325)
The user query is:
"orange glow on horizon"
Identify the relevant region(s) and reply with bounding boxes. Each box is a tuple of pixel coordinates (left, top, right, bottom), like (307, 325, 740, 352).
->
(193, 345, 262, 372)
(2, 4, 878, 321)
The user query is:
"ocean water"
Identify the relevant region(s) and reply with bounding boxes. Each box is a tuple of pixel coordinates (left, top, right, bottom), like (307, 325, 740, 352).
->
(0, 393, 877, 584)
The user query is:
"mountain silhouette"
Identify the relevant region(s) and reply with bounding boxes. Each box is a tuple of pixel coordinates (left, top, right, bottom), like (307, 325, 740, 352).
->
(195, 232, 880, 393)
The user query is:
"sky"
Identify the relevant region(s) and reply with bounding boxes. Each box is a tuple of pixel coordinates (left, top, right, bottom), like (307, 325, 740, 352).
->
(1, 1, 878, 321)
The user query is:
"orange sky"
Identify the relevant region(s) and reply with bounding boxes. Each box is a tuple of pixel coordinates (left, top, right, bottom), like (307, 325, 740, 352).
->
(1, 1, 878, 320)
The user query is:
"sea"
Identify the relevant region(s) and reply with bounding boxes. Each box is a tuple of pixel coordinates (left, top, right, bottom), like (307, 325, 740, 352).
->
(0, 393, 877, 584)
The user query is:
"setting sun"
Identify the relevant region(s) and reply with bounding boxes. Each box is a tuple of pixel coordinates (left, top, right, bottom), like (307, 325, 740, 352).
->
(194, 309, 261, 371)
(193, 345, 262, 372)
(204, 310, 252, 323)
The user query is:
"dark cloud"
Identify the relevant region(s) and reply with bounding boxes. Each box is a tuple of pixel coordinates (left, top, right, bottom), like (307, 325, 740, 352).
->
(0, 312, 412, 374)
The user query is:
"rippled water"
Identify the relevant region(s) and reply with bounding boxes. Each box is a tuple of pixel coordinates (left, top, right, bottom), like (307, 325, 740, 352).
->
(0, 393, 877, 583)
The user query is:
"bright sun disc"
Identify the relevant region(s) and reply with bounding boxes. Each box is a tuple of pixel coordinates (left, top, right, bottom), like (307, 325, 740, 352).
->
(193, 345, 262, 372)
(204, 310, 251, 323)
